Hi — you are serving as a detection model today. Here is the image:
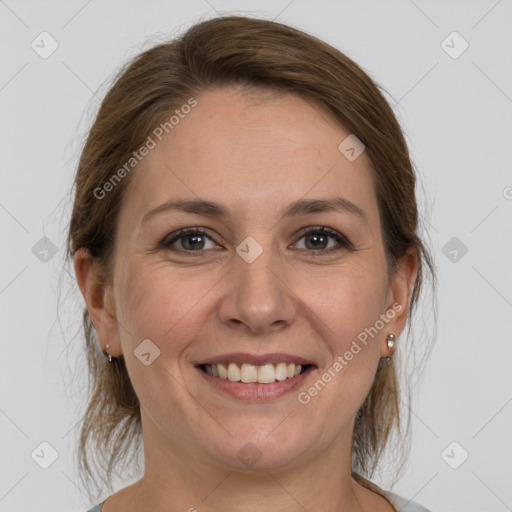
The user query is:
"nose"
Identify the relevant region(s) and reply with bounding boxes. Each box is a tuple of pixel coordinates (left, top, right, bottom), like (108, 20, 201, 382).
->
(217, 239, 298, 335)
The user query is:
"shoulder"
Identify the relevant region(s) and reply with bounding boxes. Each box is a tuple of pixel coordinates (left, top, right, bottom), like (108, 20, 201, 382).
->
(382, 490, 432, 512)
(86, 491, 430, 512)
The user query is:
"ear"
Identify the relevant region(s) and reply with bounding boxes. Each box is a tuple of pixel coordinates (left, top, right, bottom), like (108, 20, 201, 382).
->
(380, 247, 418, 357)
(73, 248, 122, 357)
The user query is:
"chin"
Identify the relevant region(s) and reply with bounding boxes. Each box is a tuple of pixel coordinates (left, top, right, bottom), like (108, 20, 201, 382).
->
(203, 422, 313, 472)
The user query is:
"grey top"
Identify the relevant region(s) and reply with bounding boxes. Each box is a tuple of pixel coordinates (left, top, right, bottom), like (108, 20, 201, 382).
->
(384, 490, 431, 511)
(87, 489, 430, 511)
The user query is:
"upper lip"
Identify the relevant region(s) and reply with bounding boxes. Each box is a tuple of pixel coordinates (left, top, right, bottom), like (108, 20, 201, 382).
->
(196, 353, 316, 367)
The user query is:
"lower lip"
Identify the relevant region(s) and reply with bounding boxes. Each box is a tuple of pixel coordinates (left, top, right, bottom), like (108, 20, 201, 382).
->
(196, 366, 315, 402)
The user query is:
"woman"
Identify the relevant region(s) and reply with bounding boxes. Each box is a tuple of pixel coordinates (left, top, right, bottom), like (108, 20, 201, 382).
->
(69, 15, 436, 512)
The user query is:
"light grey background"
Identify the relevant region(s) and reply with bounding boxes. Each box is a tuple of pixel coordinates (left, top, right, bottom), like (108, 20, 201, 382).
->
(1, 1, 511, 511)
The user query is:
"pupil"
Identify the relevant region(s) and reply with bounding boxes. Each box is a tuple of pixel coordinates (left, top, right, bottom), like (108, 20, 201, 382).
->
(183, 234, 203, 250)
(307, 233, 327, 250)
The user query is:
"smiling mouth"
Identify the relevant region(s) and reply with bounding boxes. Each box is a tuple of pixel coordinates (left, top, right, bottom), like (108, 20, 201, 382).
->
(198, 362, 314, 384)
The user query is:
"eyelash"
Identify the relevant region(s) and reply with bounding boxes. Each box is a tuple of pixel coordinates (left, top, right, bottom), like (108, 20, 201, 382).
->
(159, 226, 354, 256)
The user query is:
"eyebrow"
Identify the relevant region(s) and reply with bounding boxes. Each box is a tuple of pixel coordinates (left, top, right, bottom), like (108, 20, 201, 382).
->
(141, 196, 368, 224)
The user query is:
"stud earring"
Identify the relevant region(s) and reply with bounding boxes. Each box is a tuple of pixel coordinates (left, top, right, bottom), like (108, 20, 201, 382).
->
(387, 333, 396, 355)
(386, 333, 396, 361)
(105, 343, 112, 363)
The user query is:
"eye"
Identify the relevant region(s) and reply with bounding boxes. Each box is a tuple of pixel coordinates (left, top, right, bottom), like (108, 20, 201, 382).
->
(293, 226, 353, 254)
(160, 228, 221, 253)
(159, 226, 353, 255)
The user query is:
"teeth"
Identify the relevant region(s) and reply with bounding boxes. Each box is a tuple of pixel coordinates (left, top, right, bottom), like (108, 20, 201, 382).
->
(241, 363, 258, 383)
(275, 362, 288, 381)
(218, 363, 228, 379)
(258, 364, 275, 383)
(203, 362, 307, 383)
(227, 363, 241, 382)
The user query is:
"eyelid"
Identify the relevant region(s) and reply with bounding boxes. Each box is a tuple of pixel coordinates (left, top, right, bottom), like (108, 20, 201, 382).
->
(293, 225, 352, 246)
(159, 225, 354, 254)
(159, 227, 222, 251)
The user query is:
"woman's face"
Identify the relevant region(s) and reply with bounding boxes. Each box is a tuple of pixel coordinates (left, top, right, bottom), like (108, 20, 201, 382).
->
(83, 86, 415, 472)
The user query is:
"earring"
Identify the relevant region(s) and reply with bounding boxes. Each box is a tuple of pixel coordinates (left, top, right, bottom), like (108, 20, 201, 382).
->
(386, 333, 396, 362)
(105, 343, 112, 363)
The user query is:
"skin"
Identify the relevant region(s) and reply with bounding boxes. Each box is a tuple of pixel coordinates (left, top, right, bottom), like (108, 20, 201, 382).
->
(75, 86, 417, 512)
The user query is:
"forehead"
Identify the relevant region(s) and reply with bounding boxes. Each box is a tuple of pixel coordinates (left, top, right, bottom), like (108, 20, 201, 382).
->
(120, 87, 379, 228)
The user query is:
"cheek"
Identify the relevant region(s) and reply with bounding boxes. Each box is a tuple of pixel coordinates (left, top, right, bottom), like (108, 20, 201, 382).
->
(304, 264, 387, 347)
(301, 265, 387, 405)
(298, 287, 384, 428)
(115, 262, 217, 355)
(113, 264, 211, 418)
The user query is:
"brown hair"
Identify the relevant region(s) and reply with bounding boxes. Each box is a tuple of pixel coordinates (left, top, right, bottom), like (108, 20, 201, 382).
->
(67, 15, 436, 499)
